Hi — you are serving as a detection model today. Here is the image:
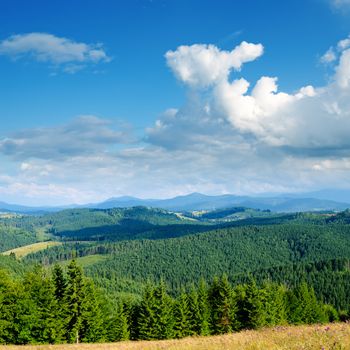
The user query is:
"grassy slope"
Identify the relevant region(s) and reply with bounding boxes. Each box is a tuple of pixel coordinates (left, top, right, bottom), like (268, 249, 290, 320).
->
(57, 254, 108, 268)
(1, 323, 349, 350)
(2, 241, 62, 258)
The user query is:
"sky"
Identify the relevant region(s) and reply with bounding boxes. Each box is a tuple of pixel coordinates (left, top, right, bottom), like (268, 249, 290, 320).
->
(1, 0, 350, 205)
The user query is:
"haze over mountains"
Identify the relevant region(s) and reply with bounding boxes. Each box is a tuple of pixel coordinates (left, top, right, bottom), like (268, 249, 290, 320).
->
(1, 190, 350, 214)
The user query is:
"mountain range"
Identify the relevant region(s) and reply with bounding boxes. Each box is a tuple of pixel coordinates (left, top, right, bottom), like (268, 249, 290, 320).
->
(1, 190, 350, 214)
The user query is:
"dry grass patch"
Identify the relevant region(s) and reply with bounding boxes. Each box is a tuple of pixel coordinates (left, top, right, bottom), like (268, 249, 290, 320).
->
(2, 241, 62, 259)
(1, 323, 350, 350)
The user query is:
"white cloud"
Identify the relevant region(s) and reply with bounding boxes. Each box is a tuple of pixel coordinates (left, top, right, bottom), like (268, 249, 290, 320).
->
(0, 116, 132, 160)
(338, 37, 350, 50)
(321, 48, 336, 63)
(331, 0, 350, 8)
(335, 48, 350, 88)
(165, 41, 263, 88)
(0, 33, 111, 72)
(161, 37, 350, 152)
(3, 38, 350, 205)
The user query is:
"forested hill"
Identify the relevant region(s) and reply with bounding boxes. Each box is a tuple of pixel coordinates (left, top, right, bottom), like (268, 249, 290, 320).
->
(0, 206, 207, 245)
(0, 205, 290, 244)
(2, 206, 350, 345)
(21, 217, 350, 310)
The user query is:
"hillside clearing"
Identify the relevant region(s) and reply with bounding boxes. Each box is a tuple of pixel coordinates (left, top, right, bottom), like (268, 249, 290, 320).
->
(58, 254, 108, 268)
(2, 241, 62, 259)
(1, 323, 349, 350)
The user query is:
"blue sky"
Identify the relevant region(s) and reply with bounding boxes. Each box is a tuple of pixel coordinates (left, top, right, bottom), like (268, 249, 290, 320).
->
(1, 0, 350, 205)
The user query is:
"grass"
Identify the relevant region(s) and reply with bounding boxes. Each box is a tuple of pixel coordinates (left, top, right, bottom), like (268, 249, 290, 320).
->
(58, 254, 108, 268)
(1, 323, 350, 350)
(2, 241, 62, 259)
(35, 226, 54, 242)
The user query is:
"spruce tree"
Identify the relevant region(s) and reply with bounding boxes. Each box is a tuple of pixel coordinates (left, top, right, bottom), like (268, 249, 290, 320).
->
(52, 264, 67, 301)
(237, 279, 267, 330)
(137, 283, 157, 340)
(65, 260, 85, 343)
(263, 282, 288, 326)
(108, 302, 130, 341)
(208, 275, 236, 334)
(137, 280, 174, 340)
(173, 290, 191, 338)
(80, 279, 106, 343)
(23, 267, 64, 344)
(196, 279, 211, 336)
(187, 284, 210, 336)
(152, 279, 175, 339)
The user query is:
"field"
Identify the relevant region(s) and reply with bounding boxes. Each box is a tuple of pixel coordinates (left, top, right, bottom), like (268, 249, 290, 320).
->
(2, 241, 62, 259)
(1, 323, 349, 350)
(58, 254, 108, 268)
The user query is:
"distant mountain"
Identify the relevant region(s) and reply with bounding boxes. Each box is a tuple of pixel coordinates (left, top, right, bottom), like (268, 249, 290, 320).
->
(1, 191, 350, 214)
(0, 201, 60, 214)
(284, 189, 350, 204)
(88, 192, 350, 212)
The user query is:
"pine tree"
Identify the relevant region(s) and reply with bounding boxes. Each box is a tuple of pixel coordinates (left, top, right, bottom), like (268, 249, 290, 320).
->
(187, 283, 211, 336)
(137, 280, 174, 340)
(173, 290, 191, 338)
(196, 279, 211, 335)
(80, 279, 106, 343)
(152, 279, 175, 339)
(137, 283, 157, 340)
(107, 302, 130, 341)
(52, 264, 67, 301)
(23, 266, 64, 344)
(65, 260, 85, 343)
(288, 282, 327, 324)
(237, 279, 267, 330)
(263, 282, 288, 326)
(208, 275, 236, 334)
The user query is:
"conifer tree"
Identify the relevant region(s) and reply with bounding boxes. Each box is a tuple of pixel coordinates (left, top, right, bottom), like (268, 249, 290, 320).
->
(173, 290, 191, 338)
(108, 302, 130, 341)
(65, 260, 85, 343)
(137, 280, 174, 340)
(196, 279, 211, 335)
(52, 264, 67, 301)
(187, 283, 210, 336)
(288, 282, 327, 324)
(263, 282, 288, 326)
(23, 267, 64, 344)
(188, 279, 210, 335)
(208, 275, 237, 334)
(80, 279, 106, 343)
(237, 279, 267, 330)
(152, 279, 175, 339)
(137, 283, 157, 340)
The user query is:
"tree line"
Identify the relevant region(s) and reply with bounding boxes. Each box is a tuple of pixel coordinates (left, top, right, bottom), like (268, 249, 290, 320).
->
(0, 261, 341, 345)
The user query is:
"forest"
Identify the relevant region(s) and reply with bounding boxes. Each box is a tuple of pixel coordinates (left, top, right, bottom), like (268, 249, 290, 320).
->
(0, 260, 339, 344)
(1, 206, 350, 344)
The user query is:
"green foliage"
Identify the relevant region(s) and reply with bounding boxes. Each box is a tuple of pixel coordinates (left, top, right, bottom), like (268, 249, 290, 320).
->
(287, 282, 327, 324)
(208, 275, 237, 334)
(0, 223, 37, 253)
(0, 262, 344, 345)
(107, 302, 130, 341)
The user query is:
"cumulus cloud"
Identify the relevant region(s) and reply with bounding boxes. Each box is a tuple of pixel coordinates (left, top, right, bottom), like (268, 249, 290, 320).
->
(0, 116, 132, 160)
(0, 33, 111, 72)
(3, 38, 350, 205)
(165, 41, 263, 88)
(160, 39, 350, 152)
